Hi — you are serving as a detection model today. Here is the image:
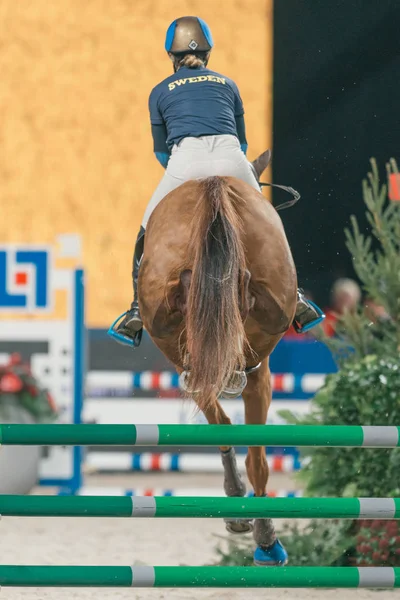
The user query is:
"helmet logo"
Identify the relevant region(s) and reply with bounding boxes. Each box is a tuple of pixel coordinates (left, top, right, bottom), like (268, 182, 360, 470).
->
(188, 39, 199, 50)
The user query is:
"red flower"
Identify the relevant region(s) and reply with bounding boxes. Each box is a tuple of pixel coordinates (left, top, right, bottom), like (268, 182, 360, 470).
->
(370, 536, 381, 544)
(372, 551, 381, 562)
(46, 391, 57, 412)
(379, 539, 390, 550)
(381, 552, 390, 563)
(0, 373, 23, 393)
(357, 535, 366, 543)
(386, 522, 399, 534)
(26, 385, 38, 397)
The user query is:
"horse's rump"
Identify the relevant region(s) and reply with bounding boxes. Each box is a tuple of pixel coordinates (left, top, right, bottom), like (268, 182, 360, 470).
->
(140, 176, 296, 364)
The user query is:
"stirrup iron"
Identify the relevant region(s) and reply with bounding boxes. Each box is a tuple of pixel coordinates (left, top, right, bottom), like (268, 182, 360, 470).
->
(107, 312, 143, 348)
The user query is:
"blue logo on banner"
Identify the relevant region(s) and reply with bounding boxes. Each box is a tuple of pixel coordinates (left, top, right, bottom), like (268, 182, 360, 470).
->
(0, 249, 49, 310)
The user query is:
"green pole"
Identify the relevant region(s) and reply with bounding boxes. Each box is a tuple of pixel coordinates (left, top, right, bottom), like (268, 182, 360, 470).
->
(156, 424, 366, 447)
(154, 566, 360, 588)
(0, 566, 133, 587)
(0, 496, 399, 519)
(153, 496, 400, 519)
(0, 566, 399, 588)
(0, 495, 134, 517)
(0, 424, 138, 446)
(0, 424, 399, 447)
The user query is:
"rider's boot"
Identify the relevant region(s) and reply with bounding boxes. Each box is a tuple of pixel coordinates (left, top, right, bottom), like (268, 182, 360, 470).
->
(115, 226, 145, 343)
(292, 289, 325, 334)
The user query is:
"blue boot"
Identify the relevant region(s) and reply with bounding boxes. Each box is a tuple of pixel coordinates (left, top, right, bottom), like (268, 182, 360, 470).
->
(253, 539, 288, 566)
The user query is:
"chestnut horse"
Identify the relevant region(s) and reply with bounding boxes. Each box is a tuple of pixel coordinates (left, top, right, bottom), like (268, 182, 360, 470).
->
(139, 153, 297, 565)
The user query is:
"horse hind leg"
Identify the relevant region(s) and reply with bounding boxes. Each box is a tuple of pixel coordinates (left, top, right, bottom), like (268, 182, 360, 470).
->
(220, 447, 253, 534)
(200, 397, 253, 535)
(242, 358, 289, 566)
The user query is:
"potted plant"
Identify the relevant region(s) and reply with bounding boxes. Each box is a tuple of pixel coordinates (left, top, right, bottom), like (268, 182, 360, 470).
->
(0, 353, 58, 494)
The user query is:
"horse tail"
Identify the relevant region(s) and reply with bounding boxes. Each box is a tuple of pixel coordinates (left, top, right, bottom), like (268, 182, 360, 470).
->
(185, 176, 248, 411)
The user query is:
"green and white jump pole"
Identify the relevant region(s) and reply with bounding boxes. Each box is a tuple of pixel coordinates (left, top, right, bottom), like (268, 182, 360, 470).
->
(0, 424, 399, 447)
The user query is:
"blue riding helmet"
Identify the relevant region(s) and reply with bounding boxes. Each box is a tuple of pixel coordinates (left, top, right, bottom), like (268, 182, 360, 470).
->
(165, 16, 213, 54)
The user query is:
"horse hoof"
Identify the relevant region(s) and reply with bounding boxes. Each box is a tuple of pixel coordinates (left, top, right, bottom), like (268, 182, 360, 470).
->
(253, 539, 288, 566)
(178, 371, 200, 394)
(219, 370, 247, 399)
(225, 519, 254, 534)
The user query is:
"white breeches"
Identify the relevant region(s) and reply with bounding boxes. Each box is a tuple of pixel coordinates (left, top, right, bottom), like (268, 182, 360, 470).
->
(141, 134, 259, 228)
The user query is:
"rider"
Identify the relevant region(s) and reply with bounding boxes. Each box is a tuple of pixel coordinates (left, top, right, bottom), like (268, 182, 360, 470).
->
(111, 16, 324, 346)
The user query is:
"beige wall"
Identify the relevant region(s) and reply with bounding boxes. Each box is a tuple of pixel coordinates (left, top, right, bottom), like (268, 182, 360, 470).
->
(0, 0, 273, 326)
